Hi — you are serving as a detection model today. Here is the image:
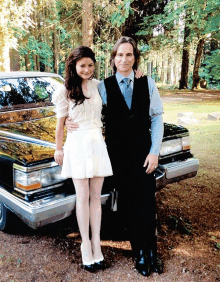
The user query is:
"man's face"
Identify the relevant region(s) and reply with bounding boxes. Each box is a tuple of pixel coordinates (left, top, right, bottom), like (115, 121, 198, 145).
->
(114, 43, 135, 76)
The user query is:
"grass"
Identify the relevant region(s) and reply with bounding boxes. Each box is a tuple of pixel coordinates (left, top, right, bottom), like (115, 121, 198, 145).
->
(161, 93, 220, 178)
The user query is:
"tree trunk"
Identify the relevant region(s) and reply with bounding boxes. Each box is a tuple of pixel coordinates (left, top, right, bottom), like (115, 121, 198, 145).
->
(32, 9, 40, 71)
(191, 38, 205, 90)
(179, 20, 191, 89)
(44, 4, 51, 72)
(82, 0, 93, 47)
(0, 0, 10, 72)
(53, 27, 60, 74)
(0, 30, 10, 72)
(25, 53, 31, 71)
(210, 38, 218, 52)
(167, 56, 172, 84)
(10, 49, 20, 71)
(51, 0, 60, 74)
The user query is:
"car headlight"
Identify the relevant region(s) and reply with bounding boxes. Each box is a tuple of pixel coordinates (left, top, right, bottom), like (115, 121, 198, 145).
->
(14, 165, 65, 191)
(160, 138, 182, 156)
(160, 136, 191, 157)
(182, 136, 191, 151)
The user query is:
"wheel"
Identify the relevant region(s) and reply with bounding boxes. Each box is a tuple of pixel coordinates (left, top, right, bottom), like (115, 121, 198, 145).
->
(0, 202, 14, 232)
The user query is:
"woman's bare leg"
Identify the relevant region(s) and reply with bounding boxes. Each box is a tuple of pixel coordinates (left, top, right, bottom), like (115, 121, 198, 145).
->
(73, 178, 93, 263)
(89, 177, 104, 260)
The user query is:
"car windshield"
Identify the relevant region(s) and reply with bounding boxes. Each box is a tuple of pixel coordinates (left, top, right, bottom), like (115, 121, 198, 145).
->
(0, 76, 63, 111)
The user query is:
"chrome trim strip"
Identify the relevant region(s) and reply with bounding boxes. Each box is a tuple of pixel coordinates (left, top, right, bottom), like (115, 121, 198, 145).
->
(0, 105, 55, 115)
(155, 167, 165, 180)
(13, 161, 59, 172)
(0, 130, 55, 149)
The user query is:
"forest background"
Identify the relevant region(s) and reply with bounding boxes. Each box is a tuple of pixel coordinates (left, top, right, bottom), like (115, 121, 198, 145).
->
(0, 0, 220, 90)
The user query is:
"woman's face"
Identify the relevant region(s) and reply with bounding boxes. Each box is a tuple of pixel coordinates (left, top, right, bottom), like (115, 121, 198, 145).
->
(75, 57, 95, 81)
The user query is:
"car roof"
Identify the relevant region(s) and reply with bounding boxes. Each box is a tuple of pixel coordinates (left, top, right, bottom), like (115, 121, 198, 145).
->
(0, 71, 62, 79)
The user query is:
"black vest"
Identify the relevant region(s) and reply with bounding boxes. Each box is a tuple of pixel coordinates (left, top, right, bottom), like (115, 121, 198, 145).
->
(103, 75, 151, 173)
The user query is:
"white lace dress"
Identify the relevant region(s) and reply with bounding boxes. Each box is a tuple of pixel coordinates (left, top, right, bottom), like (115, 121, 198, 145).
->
(52, 79, 113, 179)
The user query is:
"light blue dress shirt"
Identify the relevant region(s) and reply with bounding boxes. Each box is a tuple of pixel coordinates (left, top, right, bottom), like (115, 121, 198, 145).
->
(97, 71, 164, 156)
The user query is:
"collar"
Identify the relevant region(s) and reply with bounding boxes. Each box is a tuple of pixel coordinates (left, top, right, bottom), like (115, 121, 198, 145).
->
(116, 71, 134, 84)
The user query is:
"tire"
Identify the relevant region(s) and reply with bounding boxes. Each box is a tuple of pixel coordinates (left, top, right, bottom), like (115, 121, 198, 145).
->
(0, 202, 14, 232)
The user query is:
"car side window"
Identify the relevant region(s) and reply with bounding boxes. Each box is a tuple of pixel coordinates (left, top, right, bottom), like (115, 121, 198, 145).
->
(0, 76, 63, 111)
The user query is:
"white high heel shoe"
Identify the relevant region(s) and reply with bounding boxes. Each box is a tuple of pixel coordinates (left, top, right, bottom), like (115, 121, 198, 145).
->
(81, 242, 95, 272)
(91, 241, 105, 269)
(94, 255, 104, 263)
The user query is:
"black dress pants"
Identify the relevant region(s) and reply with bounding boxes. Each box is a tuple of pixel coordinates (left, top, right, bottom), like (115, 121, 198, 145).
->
(116, 164, 157, 251)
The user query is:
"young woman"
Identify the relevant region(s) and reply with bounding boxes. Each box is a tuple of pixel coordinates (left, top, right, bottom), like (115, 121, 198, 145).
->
(52, 46, 113, 272)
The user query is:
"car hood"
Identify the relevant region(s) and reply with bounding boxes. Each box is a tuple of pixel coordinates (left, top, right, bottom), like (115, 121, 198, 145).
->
(163, 123, 188, 140)
(0, 107, 57, 144)
(0, 108, 188, 165)
(0, 108, 57, 165)
(0, 138, 55, 165)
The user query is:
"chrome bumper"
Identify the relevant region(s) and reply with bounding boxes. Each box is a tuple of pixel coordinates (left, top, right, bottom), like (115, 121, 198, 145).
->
(0, 188, 109, 229)
(0, 158, 199, 229)
(155, 157, 199, 189)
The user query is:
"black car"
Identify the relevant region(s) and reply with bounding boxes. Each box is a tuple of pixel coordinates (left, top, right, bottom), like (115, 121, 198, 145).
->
(0, 72, 199, 232)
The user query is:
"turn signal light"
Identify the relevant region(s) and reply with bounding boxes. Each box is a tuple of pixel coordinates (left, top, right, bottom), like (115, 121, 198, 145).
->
(15, 182, 42, 191)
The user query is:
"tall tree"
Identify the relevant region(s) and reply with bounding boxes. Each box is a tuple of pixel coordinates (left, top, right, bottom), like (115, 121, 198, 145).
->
(82, 0, 93, 47)
(0, 0, 34, 71)
(139, 0, 220, 89)
(179, 8, 192, 89)
(190, 0, 220, 89)
(191, 38, 205, 89)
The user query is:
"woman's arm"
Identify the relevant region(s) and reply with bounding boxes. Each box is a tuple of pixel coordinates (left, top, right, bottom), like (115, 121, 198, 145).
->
(54, 117, 66, 166)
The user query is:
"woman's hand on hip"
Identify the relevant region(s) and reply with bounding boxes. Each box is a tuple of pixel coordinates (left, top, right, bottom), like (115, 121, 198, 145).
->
(143, 153, 158, 174)
(65, 117, 79, 132)
(54, 149, 64, 166)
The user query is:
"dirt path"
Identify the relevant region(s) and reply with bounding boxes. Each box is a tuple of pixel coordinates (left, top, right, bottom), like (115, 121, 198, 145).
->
(0, 90, 220, 282)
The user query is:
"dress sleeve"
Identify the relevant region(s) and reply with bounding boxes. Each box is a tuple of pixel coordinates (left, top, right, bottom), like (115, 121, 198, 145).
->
(52, 85, 69, 118)
(92, 78, 101, 86)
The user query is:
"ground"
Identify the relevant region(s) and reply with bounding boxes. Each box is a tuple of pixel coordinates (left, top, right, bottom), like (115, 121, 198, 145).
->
(0, 89, 220, 282)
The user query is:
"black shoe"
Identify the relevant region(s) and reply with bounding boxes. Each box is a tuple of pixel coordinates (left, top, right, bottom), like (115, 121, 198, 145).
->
(149, 249, 163, 274)
(81, 263, 96, 273)
(135, 249, 151, 277)
(94, 260, 106, 270)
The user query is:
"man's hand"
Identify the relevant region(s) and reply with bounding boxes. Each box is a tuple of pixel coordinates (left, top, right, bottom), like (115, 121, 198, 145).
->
(143, 153, 158, 174)
(134, 69, 144, 78)
(54, 149, 64, 166)
(65, 117, 79, 132)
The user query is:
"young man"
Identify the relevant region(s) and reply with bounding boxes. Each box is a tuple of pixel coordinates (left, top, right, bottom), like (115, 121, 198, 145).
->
(98, 37, 164, 277)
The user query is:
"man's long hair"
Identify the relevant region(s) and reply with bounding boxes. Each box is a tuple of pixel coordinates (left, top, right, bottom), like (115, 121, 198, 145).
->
(110, 37, 140, 74)
(65, 46, 96, 105)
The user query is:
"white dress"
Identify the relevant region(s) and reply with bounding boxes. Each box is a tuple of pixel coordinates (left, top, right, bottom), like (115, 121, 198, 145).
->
(52, 79, 113, 179)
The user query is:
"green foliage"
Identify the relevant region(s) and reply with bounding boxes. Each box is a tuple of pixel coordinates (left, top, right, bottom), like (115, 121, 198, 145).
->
(93, 39, 114, 80)
(138, 43, 150, 54)
(110, 0, 134, 27)
(137, 0, 220, 88)
(200, 49, 220, 88)
(19, 35, 53, 70)
(7, 0, 220, 87)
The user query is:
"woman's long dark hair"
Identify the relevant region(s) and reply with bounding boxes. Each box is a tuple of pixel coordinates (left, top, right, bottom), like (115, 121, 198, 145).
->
(65, 46, 96, 105)
(110, 37, 140, 74)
